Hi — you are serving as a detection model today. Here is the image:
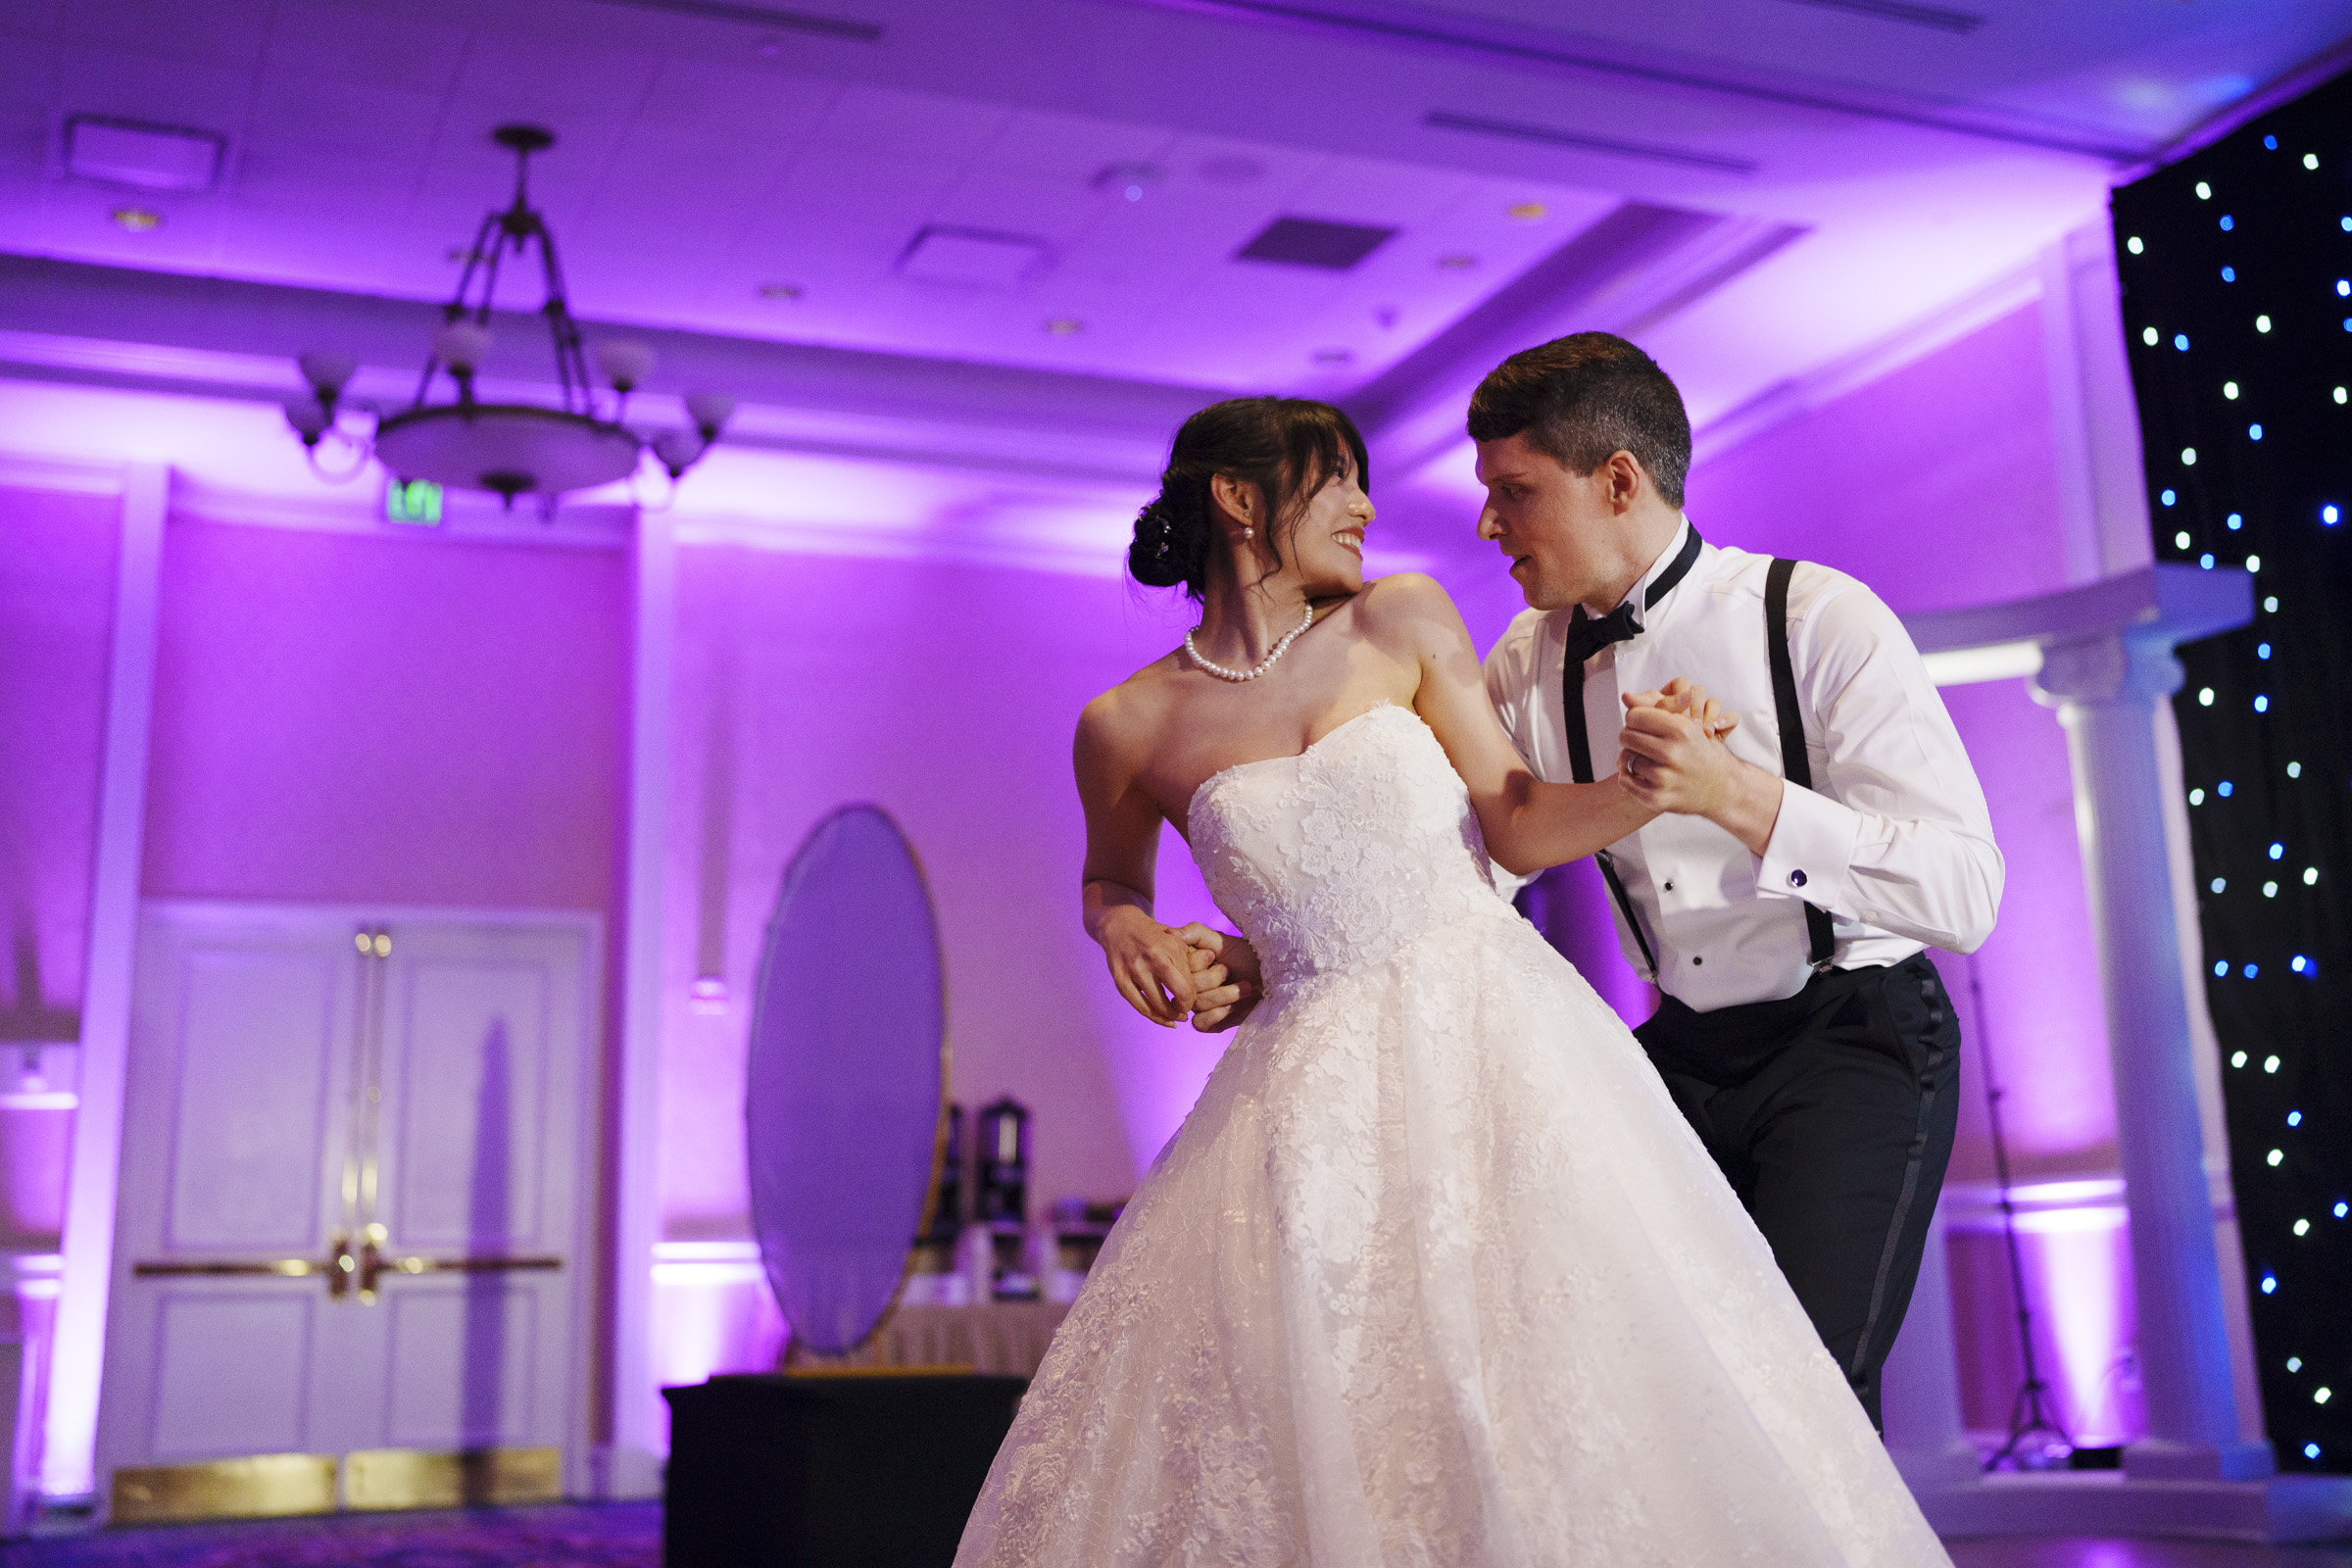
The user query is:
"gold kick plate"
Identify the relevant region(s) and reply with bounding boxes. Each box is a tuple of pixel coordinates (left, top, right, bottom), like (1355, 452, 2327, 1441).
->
(110, 1446, 562, 1523)
(112, 1452, 339, 1525)
(343, 1446, 563, 1510)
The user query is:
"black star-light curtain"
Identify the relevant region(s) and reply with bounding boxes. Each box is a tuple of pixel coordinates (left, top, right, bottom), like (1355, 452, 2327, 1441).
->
(2112, 68, 2350, 1474)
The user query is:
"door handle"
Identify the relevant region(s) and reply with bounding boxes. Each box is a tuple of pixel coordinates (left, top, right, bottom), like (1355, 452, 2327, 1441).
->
(134, 1231, 360, 1298)
(358, 1244, 562, 1298)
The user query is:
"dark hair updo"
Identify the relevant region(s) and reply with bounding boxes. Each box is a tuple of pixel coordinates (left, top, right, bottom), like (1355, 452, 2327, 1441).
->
(1129, 396, 1370, 601)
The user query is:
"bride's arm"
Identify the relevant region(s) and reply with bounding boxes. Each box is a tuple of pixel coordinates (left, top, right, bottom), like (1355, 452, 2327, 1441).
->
(1359, 574, 1658, 877)
(1075, 693, 1216, 1026)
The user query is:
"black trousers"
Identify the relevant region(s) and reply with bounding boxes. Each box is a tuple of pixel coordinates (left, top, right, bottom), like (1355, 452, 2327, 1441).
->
(1634, 953, 1961, 1432)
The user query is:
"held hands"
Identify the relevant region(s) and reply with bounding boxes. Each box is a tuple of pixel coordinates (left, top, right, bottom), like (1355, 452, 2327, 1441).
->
(1616, 677, 1740, 815)
(1182, 927, 1262, 1033)
(1616, 677, 1785, 856)
(1096, 906, 1260, 1031)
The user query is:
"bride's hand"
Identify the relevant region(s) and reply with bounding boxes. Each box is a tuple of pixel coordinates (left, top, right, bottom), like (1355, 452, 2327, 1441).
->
(1625, 677, 1737, 741)
(1095, 905, 1206, 1027)
(1179, 926, 1260, 1033)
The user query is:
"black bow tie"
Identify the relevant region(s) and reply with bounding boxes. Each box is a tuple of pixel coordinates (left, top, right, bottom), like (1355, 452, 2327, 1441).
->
(1561, 524, 1706, 672)
(1562, 601, 1642, 668)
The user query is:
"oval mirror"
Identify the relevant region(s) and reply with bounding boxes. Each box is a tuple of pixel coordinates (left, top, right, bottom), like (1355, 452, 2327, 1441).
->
(747, 805, 946, 1355)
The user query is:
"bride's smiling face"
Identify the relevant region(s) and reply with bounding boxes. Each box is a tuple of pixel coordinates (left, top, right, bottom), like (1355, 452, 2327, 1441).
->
(1276, 458, 1374, 596)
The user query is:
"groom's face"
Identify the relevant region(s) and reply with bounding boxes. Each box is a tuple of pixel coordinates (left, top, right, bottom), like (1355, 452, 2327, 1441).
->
(1473, 433, 1620, 613)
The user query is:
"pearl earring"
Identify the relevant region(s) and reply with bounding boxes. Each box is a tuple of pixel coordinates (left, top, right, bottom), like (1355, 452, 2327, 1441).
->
(1244, 526, 1252, 539)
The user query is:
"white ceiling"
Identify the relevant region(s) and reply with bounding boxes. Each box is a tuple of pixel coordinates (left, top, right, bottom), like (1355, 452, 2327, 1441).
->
(0, 0, 2345, 561)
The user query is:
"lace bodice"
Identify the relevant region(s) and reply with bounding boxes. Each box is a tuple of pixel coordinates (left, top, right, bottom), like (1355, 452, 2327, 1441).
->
(1188, 704, 1508, 983)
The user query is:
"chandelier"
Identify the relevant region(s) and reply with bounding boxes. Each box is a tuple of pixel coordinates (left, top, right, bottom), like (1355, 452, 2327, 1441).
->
(283, 123, 734, 507)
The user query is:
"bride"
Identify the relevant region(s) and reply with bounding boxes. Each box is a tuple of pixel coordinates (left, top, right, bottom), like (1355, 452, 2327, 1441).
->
(954, 396, 1951, 1566)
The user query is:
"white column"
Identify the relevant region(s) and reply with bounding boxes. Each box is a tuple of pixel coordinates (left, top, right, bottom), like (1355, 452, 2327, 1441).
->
(598, 506, 672, 1498)
(2032, 630, 2273, 1482)
(44, 463, 167, 1501)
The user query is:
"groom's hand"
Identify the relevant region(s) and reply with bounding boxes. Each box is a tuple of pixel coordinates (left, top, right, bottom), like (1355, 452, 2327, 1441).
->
(1617, 694, 1784, 857)
(1178, 925, 1261, 1033)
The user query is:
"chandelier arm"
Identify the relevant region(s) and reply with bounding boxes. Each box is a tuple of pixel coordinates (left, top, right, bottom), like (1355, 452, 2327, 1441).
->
(533, 223, 593, 417)
(477, 224, 508, 329)
(446, 210, 502, 324)
(304, 424, 372, 485)
(417, 209, 506, 410)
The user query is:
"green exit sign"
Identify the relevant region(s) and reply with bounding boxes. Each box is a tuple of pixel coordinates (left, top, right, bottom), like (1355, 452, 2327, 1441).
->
(384, 478, 443, 525)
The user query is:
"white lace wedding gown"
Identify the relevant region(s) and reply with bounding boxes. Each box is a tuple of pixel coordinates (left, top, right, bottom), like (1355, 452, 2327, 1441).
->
(956, 704, 1951, 1566)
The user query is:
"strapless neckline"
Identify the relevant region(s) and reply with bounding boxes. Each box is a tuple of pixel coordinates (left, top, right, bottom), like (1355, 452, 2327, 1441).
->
(1186, 703, 1398, 820)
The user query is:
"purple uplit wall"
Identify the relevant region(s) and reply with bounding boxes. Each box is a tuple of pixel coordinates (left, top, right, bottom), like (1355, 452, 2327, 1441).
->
(659, 545, 1225, 1247)
(1685, 299, 2132, 1440)
(141, 519, 627, 911)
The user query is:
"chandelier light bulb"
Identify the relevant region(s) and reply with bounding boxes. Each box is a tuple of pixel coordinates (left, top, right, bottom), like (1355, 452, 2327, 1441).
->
(653, 427, 705, 477)
(594, 339, 658, 393)
(297, 350, 358, 402)
(684, 390, 737, 440)
(431, 319, 493, 374)
(282, 391, 330, 444)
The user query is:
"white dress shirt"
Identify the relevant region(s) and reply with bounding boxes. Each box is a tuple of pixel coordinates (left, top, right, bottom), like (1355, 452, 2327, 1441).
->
(1483, 518, 2004, 1012)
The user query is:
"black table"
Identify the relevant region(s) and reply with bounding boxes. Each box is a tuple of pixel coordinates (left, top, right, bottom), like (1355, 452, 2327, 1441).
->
(662, 1372, 1025, 1567)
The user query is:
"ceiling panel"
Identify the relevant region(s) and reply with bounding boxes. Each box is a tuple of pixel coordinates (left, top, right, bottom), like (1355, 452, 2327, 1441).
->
(0, 0, 2344, 516)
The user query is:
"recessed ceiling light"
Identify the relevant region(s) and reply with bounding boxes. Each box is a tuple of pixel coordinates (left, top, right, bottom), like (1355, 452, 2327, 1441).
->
(1506, 202, 1547, 222)
(757, 282, 804, 300)
(1437, 253, 1478, 270)
(1092, 162, 1164, 203)
(110, 206, 163, 232)
(1312, 348, 1354, 366)
(1043, 317, 1084, 336)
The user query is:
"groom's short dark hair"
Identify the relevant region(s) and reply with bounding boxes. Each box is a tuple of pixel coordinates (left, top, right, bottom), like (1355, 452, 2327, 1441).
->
(1467, 333, 1690, 508)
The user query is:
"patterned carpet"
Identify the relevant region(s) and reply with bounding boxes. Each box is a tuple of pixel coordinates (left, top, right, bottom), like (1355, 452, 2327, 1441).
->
(0, 1504, 659, 1568)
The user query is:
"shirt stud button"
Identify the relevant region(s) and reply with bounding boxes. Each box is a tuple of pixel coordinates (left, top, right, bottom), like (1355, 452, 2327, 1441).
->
(1788, 869, 1808, 888)
(1663, 880, 1675, 892)
(1691, 956, 1704, 966)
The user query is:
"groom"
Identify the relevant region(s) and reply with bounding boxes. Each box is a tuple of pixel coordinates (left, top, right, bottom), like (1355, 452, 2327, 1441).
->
(1473, 331, 2001, 1431)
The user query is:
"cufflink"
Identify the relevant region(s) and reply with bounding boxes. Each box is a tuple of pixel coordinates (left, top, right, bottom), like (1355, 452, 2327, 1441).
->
(1788, 869, 1808, 888)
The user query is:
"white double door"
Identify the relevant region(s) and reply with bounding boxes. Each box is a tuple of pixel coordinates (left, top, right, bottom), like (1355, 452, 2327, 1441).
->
(97, 904, 601, 1502)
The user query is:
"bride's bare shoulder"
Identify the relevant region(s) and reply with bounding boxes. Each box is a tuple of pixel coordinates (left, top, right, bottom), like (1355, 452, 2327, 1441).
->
(1075, 651, 1185, 766)
(1352, 573, 1467, 643)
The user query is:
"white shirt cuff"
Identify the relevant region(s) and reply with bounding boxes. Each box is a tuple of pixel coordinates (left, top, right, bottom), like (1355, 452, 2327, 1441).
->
(1755, 783, 1861, 915)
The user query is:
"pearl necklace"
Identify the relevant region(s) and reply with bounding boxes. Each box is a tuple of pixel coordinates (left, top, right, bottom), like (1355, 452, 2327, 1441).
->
(1185, 604, 1315, 682)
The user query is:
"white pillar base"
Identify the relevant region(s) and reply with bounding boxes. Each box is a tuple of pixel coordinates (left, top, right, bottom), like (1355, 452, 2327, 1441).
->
(1917, 1471, 2352, 1544)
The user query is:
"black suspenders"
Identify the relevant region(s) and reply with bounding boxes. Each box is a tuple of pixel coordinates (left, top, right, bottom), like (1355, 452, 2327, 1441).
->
(1765, 558, 1838, 973)
(1560, 554, 1836, 983)
(1560, 671, 1660, 983)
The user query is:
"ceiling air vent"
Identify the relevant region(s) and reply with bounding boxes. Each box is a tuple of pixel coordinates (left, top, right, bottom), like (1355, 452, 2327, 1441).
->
(1236, 218, 1396, 271)
(64, 117, 223, 192)
(896, 226, 1050, 289)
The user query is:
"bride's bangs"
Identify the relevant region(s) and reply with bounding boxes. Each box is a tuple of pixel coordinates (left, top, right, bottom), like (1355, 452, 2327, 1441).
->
(1272, 402, 1371, 526)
